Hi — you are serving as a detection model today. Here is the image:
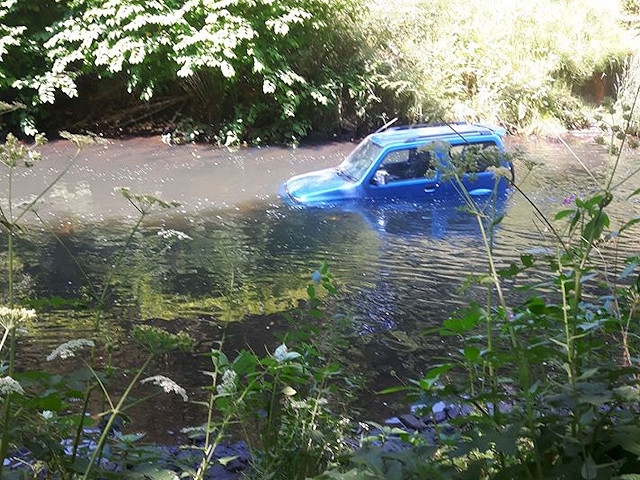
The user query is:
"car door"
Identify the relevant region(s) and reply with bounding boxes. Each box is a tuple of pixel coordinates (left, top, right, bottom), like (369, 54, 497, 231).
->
(364, 146, 440, 200)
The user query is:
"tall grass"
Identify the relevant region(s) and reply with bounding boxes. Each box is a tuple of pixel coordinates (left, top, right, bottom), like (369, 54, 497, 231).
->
(359, 0, 637, 134)
(616, 55, 640, 134)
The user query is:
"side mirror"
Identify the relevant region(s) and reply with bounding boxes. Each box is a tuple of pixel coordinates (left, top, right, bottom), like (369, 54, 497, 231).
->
(373, 170, 388, 185)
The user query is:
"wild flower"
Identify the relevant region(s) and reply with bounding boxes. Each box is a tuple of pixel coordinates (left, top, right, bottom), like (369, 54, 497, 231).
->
(216, 369, 237, 396)
(0, 375, 25, 396)
(141, 375, 188, 401)
(46, 339, 95, 361)
(180, 426, 205, 436)
(157, 228, 192, 240)
(562, 194, 577, 206)
(290, 399, 310, 409)
(263, 79, 276, 94)
(0, 306, 36, 331)
(41, 410, 54, 420)
(311, 270, 322, 284)
(274, 344, 301, 363)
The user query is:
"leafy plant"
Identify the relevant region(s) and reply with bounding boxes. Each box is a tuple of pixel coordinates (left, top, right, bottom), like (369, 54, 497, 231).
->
(319, 88, 640, 479)
(6, 0, 367, 144)
(3, 0, 636, 141)
(359, 0, 635, 133)
(0, 128, 201, 478)
(174, 265, 353, 480)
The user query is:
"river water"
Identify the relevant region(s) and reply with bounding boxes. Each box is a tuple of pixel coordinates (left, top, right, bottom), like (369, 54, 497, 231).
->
(4, 132, 640, 441)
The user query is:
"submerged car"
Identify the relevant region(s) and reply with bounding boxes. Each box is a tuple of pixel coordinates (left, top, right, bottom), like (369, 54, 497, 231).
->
(279, 122, 514, 206)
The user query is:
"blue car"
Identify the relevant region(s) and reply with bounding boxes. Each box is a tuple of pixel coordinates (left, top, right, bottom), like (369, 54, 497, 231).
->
(279, 122, 513, 206)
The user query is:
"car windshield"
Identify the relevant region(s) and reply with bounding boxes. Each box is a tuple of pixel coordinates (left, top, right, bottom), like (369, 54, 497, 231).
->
(337, 139, 382, 181)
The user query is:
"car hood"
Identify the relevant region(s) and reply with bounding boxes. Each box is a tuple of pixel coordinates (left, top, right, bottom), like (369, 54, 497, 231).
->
(281, 168, 355, 205)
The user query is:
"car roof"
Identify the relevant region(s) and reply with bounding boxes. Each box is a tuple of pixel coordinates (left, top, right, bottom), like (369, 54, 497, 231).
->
(367, 123, 506, 148)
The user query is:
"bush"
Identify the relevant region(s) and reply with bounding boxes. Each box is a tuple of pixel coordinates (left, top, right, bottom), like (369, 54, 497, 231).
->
(359, 0, 636, 133)
(3, 0, 368, 144)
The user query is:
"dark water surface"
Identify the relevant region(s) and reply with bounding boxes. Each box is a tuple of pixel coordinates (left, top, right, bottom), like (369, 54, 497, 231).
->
(4, 132, 640, 441)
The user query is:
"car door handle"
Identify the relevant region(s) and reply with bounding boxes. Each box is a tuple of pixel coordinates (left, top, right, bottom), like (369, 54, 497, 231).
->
(424, 184, 439, 193)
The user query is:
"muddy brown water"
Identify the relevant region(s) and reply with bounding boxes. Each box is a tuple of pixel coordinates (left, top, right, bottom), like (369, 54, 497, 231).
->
(4, 132, 640, 442)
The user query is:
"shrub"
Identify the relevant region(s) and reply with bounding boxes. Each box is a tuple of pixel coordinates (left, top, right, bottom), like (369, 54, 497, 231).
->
(359, 0, 636, 133)
(6, 0, 367, 144)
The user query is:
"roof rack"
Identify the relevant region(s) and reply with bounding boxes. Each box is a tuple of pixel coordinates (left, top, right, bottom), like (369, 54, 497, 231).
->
(388, 121, 469, 132)
(402, 126, 495, 144)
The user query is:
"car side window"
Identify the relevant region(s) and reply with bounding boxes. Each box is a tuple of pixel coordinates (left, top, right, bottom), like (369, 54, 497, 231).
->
(450, 142, 501, 173)
(372, 148, 433, 184)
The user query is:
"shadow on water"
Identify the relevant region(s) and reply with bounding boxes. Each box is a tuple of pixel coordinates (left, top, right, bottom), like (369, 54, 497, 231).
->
(5, 133, 640, 441)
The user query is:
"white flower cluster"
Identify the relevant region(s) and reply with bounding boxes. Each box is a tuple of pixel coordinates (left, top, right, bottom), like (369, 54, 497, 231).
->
(216, 369, 237, 396)
(0, 375, 25, 396)
(180, 425, 204, 435)
(289, 397, 327, 410)
(46, 339, 95, 361)
(141, 375, 188, 402)
(0, 306, 36, 330)
(157, 228, 192, 240)
(274, 344, 301, 363)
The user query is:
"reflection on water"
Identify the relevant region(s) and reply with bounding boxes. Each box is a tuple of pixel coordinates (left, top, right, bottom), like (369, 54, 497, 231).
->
(4, 133, 640, 440)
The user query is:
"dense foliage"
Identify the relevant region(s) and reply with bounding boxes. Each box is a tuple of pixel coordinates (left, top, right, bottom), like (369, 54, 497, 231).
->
(2, 100, 640, 478)
(0, 0, 638, 143)
(362, 0, 637, 133)
(1, 0, 367, 144)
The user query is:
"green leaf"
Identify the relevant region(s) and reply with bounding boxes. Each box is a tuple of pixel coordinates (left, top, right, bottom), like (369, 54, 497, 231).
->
(233, 350, 258, 375)
(581, 455, 597, 480)
(323, 281, 337, 294)
(575, 381, 613, 406)
(424, 363, 453, 379)
(613, 426, 640, 456)
(627, 187, 640, 199)
(491, 423, 522, 456)
(491, 214, 504, 227)
(583, 211, 609, 242)
(126, 464, 180, 479)
(219, 455, 239, 466)
(498, 263, 520, 278)
(619, 217, 640, 235)
(379, 385, 409, 394)
(525, 296, 547, 314)
(319, 261, 329, 275)
(307, 284, 316, 299)
(613, 385, 640, 402)
(440, 303, 483, 335)
(25, 393, 63, 411)
(521, 253, 535, 267)
(555, 209, 576, 220)
(463, 346, 481, 362)
(575, 368, 599, 381)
